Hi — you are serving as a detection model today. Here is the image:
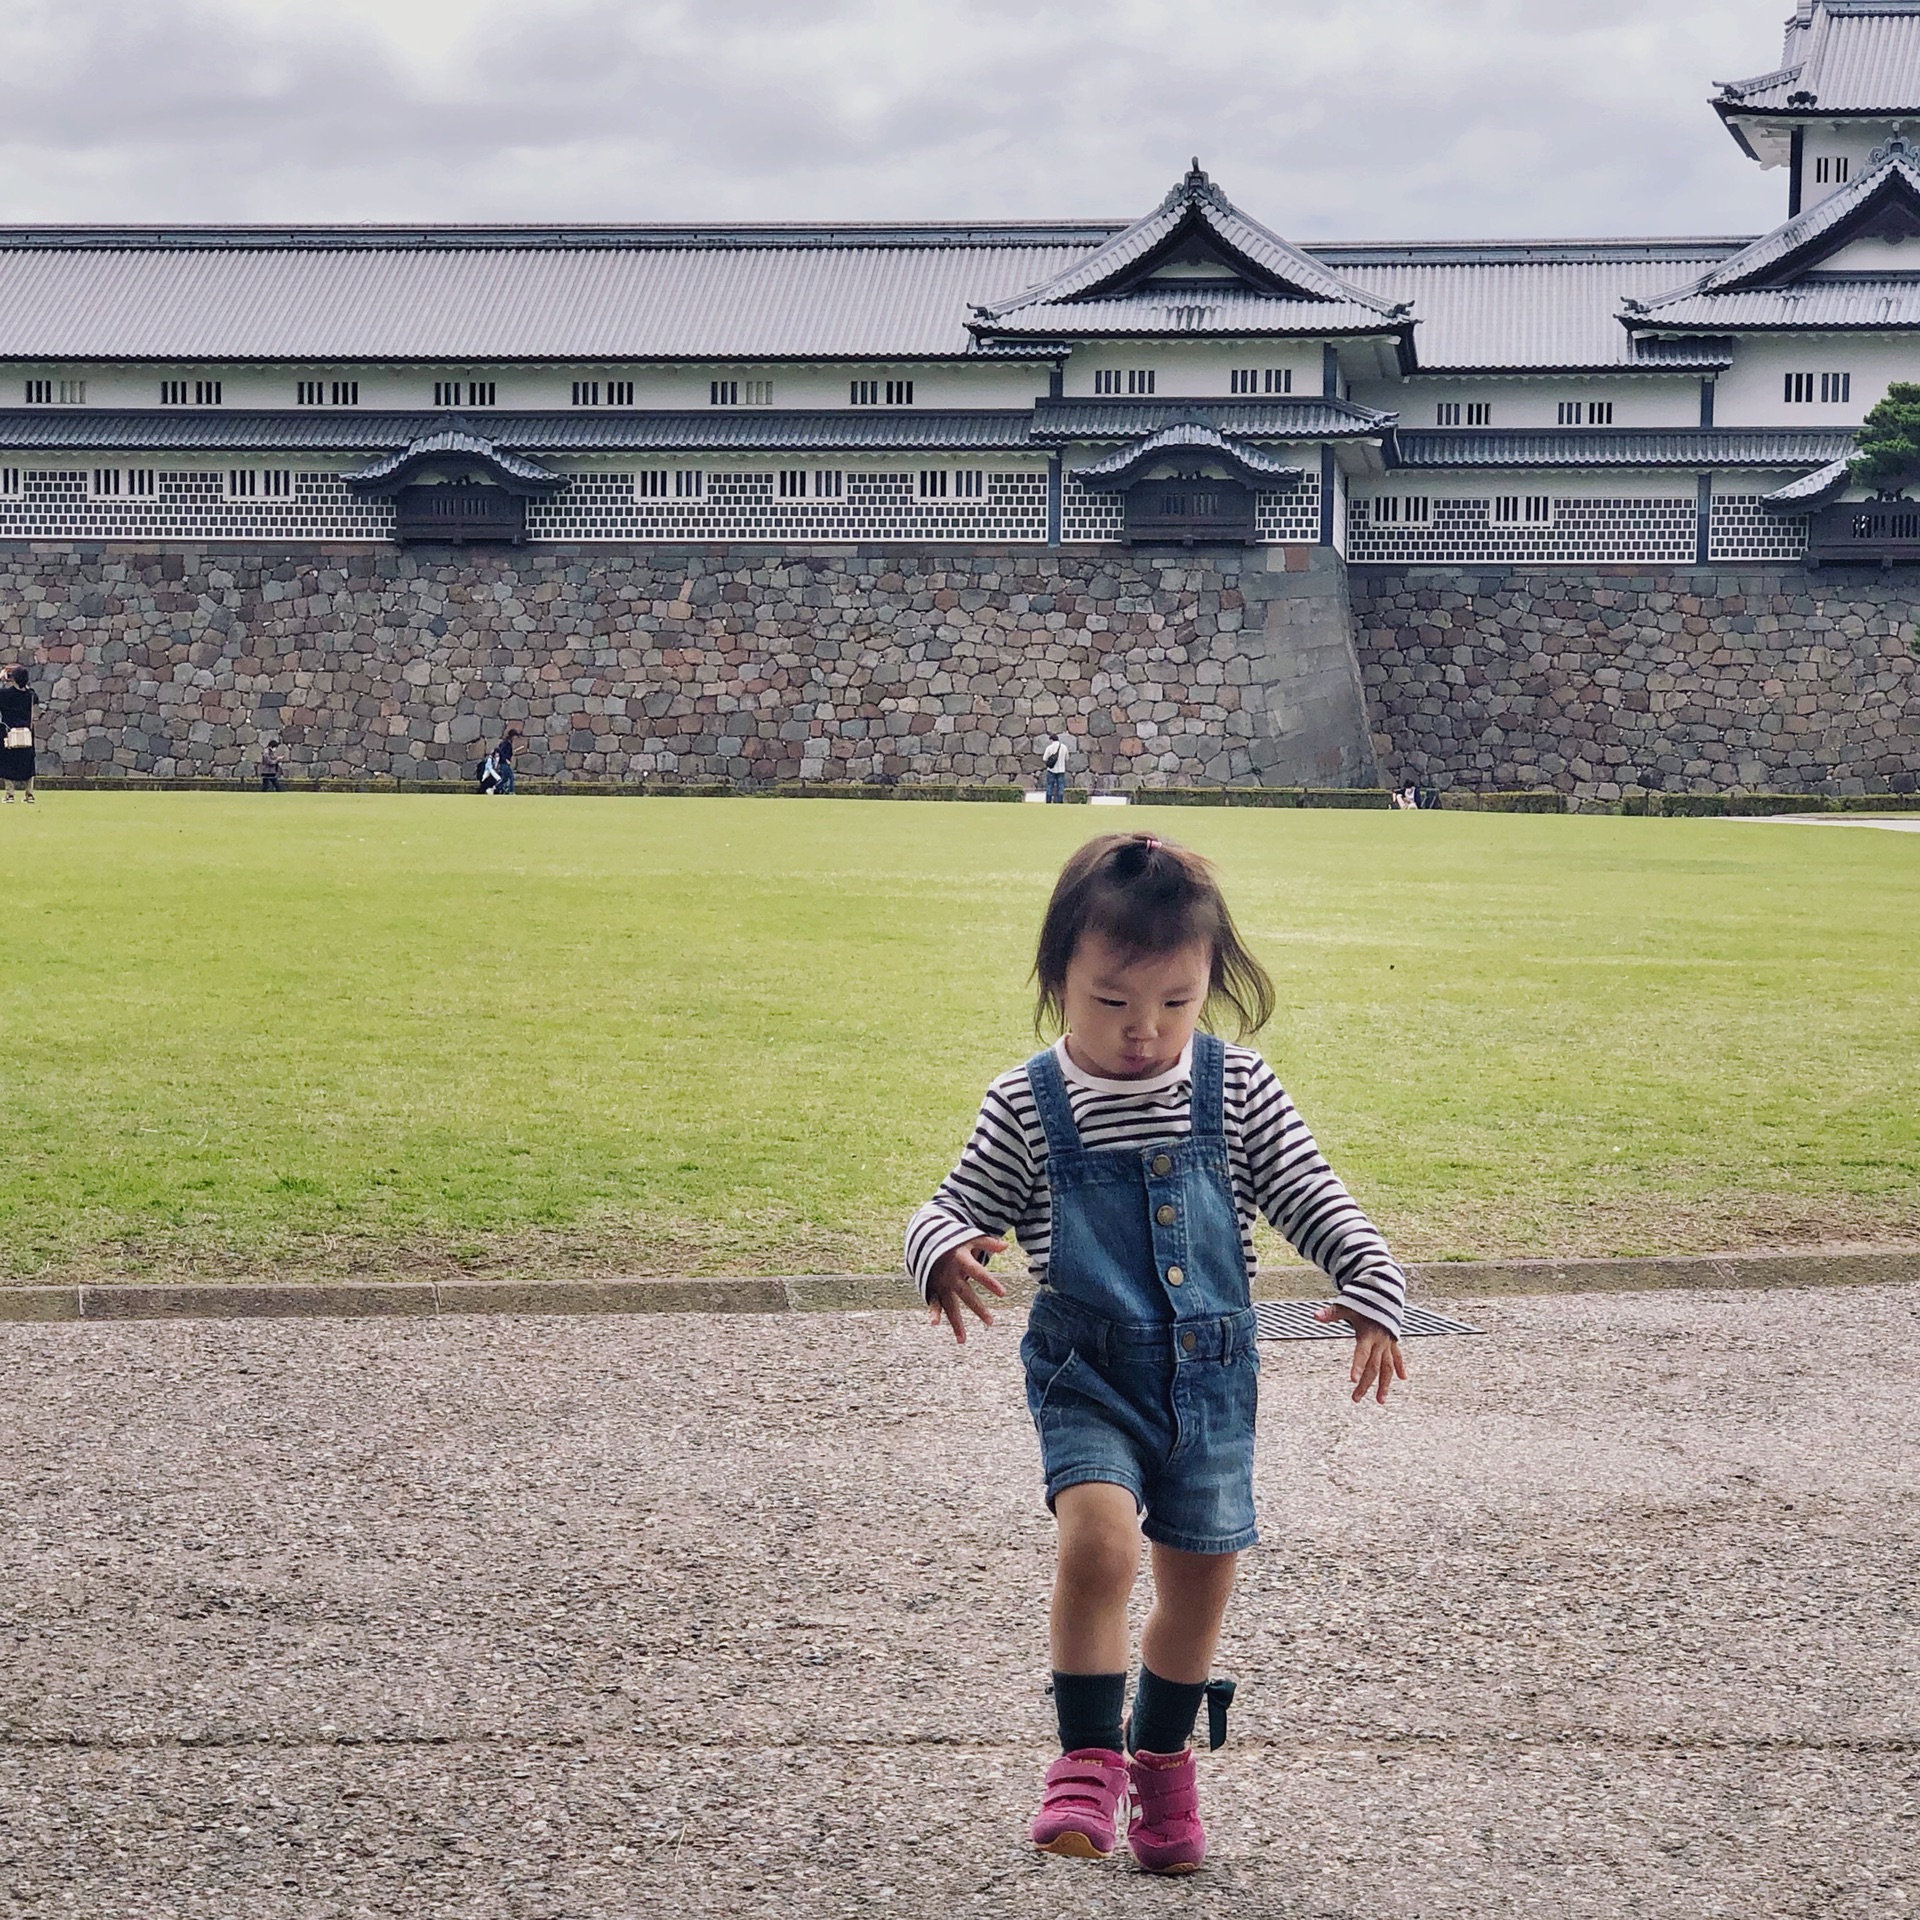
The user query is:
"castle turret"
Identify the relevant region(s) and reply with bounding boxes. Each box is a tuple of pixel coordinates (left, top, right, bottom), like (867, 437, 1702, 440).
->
(1715, 1, 1920, 216)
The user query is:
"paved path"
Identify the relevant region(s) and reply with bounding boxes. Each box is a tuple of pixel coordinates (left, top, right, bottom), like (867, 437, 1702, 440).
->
(1733, 815, 1920, 833)
(2, 1286, 1915, 1918)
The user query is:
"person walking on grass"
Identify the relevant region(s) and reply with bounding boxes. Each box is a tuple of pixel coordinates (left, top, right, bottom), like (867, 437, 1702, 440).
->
(1042, 731, 1071, 804)
(259, 738, 286, 793)
(1, 664, 38, 803)
(908, 833, 1408, 1875)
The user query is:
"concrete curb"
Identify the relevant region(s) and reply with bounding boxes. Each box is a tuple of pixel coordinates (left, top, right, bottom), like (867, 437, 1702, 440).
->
(0, 1249, 1914, 1326)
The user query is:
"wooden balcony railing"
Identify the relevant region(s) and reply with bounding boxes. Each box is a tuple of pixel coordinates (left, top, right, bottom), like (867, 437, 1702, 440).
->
(1806, 499, 1920, 567)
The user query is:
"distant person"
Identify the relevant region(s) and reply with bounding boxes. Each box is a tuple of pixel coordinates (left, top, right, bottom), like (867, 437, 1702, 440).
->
(1042, 732, 1071, 804)
(259, 738, 285, 793)
(491, 726, 522, 796)
(0, 664, 37, 804)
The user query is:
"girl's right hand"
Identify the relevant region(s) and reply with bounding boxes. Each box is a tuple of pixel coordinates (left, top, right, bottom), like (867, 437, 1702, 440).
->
(925, 1238, 1010, 1345)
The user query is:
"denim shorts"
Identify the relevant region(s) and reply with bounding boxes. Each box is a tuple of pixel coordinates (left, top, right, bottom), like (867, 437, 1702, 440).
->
(1020, 1291, 1260, 1555)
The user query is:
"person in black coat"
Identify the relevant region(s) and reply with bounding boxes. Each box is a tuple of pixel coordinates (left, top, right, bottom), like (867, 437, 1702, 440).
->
(0, 665, 37, 803)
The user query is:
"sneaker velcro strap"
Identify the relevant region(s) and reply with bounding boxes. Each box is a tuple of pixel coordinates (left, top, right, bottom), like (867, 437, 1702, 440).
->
(1045, 1756, 1124, 1804)
(1137, 1773, 1198, 1817)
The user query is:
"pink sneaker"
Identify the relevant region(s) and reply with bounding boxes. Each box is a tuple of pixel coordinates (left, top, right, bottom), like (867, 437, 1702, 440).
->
(1128, 1749, 1206, 1874)
(1029, 1748, 1129, 1859)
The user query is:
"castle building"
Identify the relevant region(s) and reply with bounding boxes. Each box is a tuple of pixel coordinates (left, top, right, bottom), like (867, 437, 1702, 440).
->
(1, 0, 1914, 572)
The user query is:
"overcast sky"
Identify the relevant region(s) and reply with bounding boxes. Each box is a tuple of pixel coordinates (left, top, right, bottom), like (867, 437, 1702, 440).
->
(0, 0, 1797, 239)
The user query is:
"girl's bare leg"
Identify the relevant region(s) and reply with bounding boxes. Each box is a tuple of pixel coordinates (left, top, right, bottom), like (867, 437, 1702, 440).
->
(1049, 1482, 1142, 1672)
(1140, 1544, 1239, 1685)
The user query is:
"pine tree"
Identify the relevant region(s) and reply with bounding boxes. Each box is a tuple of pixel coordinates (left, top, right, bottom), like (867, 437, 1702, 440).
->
(1850, 382, 1920, 494)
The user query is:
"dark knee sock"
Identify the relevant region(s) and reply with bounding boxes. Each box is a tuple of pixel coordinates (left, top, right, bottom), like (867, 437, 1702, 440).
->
(1052, 1671, 1126, 1755)
(1128, 1666, 1207, 1755)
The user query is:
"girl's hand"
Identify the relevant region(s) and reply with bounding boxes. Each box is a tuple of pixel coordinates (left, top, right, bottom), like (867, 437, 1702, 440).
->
(925, 1238, 1010, 1345)
(1314, 1304, 1409, 1405)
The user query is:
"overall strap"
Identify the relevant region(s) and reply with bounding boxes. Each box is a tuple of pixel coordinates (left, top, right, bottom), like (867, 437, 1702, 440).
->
(1190, 1032, 1228, 1141)
(1024, 1046, 1084, 1161)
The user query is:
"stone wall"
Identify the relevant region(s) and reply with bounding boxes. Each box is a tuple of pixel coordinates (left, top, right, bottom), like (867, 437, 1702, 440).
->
(9, 544, 1917, 802)
(1351, 565, 1920, 803)
(1, 543, 1374, 791)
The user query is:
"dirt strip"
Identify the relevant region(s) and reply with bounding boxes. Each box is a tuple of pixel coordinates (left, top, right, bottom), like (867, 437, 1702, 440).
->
(1, 1248, 1914, 1323)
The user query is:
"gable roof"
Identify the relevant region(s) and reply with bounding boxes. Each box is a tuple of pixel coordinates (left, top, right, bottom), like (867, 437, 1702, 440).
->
(1715, 1, 1920, 118)
(1626, 135, 1920, 329)
(971, 164, 1413, 350)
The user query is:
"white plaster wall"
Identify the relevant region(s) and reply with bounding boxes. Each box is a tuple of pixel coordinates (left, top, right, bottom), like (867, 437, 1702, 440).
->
(1063, 338, 1325, 400)
(1349, 374, 1702, 429)
(1715, 332, 1920, 425)
(0, 358, 1051, 414)
(1801, 122, 1910, 210)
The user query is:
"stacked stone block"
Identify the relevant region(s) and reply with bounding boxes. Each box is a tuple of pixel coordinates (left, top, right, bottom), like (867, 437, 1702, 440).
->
(8, 545, 1916, 803)
(1351, 567, 1920, 803)
(5, 546, 1273, 790)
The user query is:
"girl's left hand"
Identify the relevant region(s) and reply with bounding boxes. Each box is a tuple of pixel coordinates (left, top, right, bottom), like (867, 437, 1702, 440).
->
(1314, 1304, 1409, 1405)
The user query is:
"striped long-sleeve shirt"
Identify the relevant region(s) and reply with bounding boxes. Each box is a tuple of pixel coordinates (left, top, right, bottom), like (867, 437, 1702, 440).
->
(905, 1038, 1407, 1338)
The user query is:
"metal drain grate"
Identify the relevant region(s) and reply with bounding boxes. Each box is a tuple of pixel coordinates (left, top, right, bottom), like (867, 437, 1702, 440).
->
(1255, 1301, 1484, 1342)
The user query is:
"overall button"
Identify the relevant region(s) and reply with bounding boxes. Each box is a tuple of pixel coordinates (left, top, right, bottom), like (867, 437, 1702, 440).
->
(1155, 1204, 1178, 1227)
(1150, 1154, 1173, 1177)
(1166, 1265, 1186, 1287)
(1180, 1331, 1198, 1354)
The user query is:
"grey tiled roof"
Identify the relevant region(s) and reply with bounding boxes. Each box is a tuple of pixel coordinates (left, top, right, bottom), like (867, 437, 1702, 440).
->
(1716, 2, 1920, 114)
(1074, 425, 1305, 487)
(1762, 457, 1853, 507)
(0, 235, 1104, 361)
(1625, 280, 1920, 329)
(0, 408, 1043, 457)
(1392, 428, 1857, 470)
(1031, 397, 1394, 444)
(1321, 246, 1741, 370)
(1629, 335, 1738, 369)
(974, 165, 1408, 346)
(1630, 138, 1920, 320)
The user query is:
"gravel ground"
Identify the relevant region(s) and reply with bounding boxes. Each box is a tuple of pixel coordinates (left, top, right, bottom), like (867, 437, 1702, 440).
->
(1, 1285, 1915, 1918)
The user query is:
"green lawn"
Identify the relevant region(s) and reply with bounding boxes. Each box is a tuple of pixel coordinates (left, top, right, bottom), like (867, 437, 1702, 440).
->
(1, 793, 1915, 1284)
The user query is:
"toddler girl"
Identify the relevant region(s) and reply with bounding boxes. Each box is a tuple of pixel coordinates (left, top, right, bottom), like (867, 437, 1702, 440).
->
(907, 833, 1408, 1875)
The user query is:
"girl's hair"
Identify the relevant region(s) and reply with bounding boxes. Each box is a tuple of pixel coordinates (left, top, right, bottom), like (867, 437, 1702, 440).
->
(1033, 833, 1275, 1039)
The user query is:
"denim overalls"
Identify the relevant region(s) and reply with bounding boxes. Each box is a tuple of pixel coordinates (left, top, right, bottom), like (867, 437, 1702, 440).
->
(1018, 1032, 1261, 1555)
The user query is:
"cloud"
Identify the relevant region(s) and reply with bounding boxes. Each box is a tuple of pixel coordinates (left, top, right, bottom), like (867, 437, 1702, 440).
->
(0, 0, 1790, 239)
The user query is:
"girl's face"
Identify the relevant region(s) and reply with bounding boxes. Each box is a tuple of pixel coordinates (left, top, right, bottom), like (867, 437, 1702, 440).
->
(1061, 930, 1213, 1081)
